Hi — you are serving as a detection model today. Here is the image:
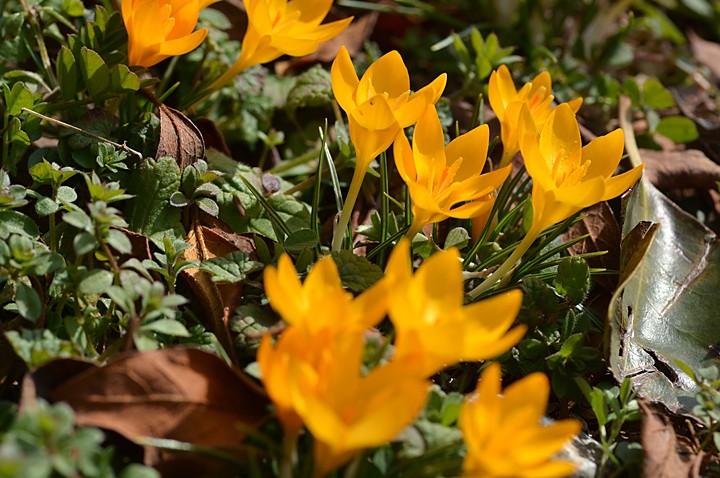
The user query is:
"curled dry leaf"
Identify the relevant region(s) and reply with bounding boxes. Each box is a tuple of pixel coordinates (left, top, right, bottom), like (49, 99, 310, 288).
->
(641, 149, 720, 191)
(640, 400, 703, 478)
(157, 104, 205, 172)
(23, 348, 268, 466)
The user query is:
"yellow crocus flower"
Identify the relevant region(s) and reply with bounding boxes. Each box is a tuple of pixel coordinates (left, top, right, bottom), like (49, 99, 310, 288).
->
(208, 0, 352, 94)
(258, 253, 429, 477)
(394, 105, 512, 239)
(384, 239, 526, 377)
(460, 363, 581, 478)
(262, 254, 387, 334)
(330, 46, 447, 251)
(488, 64, 582, 166)
(122, 0, 216, 68)
(468, 103, 643, 298)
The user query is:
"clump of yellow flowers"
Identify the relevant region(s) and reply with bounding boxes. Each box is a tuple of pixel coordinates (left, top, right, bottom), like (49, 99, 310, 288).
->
(117, 2, 647, 475)
(259, 240, 527, 477)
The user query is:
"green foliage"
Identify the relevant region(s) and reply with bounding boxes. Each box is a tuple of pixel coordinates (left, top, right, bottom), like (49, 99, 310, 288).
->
(0, 400, 158, 478)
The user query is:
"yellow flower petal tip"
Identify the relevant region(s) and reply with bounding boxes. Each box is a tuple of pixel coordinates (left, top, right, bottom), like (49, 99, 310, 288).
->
(385, 239, 524, 377)
(520, 103, 644, 233)
(393, 104, 511, 238)
(122, 0, 212, 68)
(460, 363, 581, 478)
(488, 64, 583, 164)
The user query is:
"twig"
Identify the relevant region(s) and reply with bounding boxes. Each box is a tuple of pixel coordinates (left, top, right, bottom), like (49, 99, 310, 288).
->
(21, 108, 144, 160)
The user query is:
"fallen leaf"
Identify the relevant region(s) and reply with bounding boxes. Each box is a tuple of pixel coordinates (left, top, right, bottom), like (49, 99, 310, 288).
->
(640, 149, 720, 190)
(640, 400, 703, 478)
(689, 31, 720, 82)
(195, 118, 232, 157)
(111, 226, 152, 262)
(24, 348, 268, 467)
(157, 104, 205, 172)
(562, 201, 621, 293)
(181, 219, 257, 360)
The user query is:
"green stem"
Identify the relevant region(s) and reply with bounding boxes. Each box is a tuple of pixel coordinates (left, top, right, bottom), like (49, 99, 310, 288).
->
(378, 151, 390, 266)
(2, 109, 9, 170)
(331, 166, 367, 252)
(467, 228, 540, 299)
(279, 429, 299, 478)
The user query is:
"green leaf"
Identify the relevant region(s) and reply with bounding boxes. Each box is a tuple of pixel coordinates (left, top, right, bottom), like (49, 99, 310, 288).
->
(332, 250, 384, 293)
(444, 227, 470, 250)
(16, 281, 41, 322)
(642, 78, 675, 109)
(610, 177, 720, 416)
(554, 256, 590, 303)
(656, 116, 699, 144)
(35, 196, 59, 217)
(26, 252, 64, 276)
(56, 185, 78, 203)
(110, 64, 140, 92)
(4, 82, 33, 116)
(78, 269, 114, 295)
(0, 211, 39, 238)
(73, 232, 98, 255)
(128, 157, 183, 245)
(142, 319, 190, 337)
(282, 228, 319, 252)
(106, 229, 132, 254)
(56, 46, 79, 101)
(286, 65, 332, 112)
(79, 47, 110, 96)
(199, 252, 263, 283)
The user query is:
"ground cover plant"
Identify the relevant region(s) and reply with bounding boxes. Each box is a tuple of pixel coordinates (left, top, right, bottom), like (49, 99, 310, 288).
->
(0, 0, 719, 476)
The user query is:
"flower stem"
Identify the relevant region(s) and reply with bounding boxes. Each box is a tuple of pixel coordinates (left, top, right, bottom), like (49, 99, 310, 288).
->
(331, 166, 367, 252)
(467, 228, 539, 299)
(279, 429, 299, 478)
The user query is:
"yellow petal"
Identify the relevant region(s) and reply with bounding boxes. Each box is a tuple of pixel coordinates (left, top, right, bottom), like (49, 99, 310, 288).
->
(518, 104, 555, 192)
(411, 248, 464, 311)
(566, 97, 583, 114)
(446, 124, 489, 182)
(601, 164, 644, 201)
(394, 73, 446, 127)
(331, 46, 360, 113)
(352, 94, 397, 130)
(263, 254, 304, 325)
(393, 130, 416, 183)
(583, 128, 624, 179)
(285, 0, 333, 22)
(488, 65, 517, 120)
(347, 116, 398, 166)
(157, 28, 207, 56)
(502, 372, 549, 421)
(539, 104, 582, 184)
(352, 278, 389, 329)
(515, 420, 581, 465)
(412, 105, 446, 181)
(529, 71, 551, 100)
(384, 238, 412, 285)
(357, 50, 409, 103)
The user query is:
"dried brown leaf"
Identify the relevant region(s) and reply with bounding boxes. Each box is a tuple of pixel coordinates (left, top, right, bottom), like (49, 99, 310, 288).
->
(562, 201, 621, 292)
(689, 31, 720, 82)
(29, 349, 268, 459)
(181, 222, 256, 359)
(157, 104, 205, 172)
(640, 400, 703, 478)
(640, 149, 720, 190)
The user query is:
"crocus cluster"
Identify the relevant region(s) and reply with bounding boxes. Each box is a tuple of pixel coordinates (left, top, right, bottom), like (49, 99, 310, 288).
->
(258, 240, 525, 476)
